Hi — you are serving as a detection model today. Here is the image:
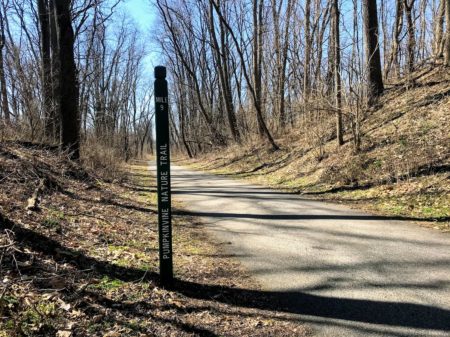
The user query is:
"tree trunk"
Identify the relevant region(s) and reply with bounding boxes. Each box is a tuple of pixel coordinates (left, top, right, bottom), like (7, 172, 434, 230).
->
(49, 0, 60, 140)
(253, 0, 264, 135)
(38, 0, 53, 140)
(0, 6, 9, 123)
(404, 0, 416, 75)
(271, 0, 282, 126)
(445, 0, 450, 66)
(209, 0, 279, 150)
(363, 0, 384, 102)
(332, 0, 343, 145)
(179, 89, 193, 158)
(272, 0, 294, 129)
(53, 0, 80, 159)
(254, 0, 279, 150)
(434, 0, 446, 58)
(221, 27, 240, 143)
(208, 2, 240, 143)
(388, 0, 404, 78)
(277, 0, 293, 129)
(303, 0, 312, 105)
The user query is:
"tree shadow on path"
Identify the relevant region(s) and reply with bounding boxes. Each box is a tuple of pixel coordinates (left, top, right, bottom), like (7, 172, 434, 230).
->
(2, 213, 450, 334)
(174, 279, 450, 331)
(175, 210, 450, 223)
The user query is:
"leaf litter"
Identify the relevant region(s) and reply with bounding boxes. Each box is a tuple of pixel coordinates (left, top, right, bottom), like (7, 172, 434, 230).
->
(0, 142, 310, 336)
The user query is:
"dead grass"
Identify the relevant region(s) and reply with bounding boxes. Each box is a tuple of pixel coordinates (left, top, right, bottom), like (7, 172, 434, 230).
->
(80, 142, 125, 182)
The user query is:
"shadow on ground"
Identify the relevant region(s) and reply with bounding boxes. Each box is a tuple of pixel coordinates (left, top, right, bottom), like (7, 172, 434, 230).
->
(175, 209, 450, 223)
(2, 213, 449, 336)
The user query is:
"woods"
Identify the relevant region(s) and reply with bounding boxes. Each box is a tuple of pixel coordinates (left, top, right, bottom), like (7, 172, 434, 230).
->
(1, 2, 450, 336)
(0, 0, 449, 160)
(155, 0, 450, 156)
(0, 0, 153, 168)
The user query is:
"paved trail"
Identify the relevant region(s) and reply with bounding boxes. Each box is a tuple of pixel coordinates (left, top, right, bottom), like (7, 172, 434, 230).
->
(158, 162, 450, 337)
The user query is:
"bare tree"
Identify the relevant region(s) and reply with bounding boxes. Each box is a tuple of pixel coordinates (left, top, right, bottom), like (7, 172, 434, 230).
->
(0, 3, 10, 123)
(252, 0, 264, 135)
(303, 0, 312, 105)
(210, 0, 279, 150)
(388, 0, 404, 78)
(156, 0, 227, 146)
(445, 0, 450, 66)
(207, 1, 240, 143)
(434, 0, 446, 59)
(54, 0, 80, 159)
(38, 0, 53, 138)
(404, 0, 416, 75)
(2, 0, 447, 163)
(270, 0, 295, 128)
(331, 0, 343, 145)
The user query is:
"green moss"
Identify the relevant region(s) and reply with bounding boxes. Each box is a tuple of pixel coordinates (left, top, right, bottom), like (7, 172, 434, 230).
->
(91, 276, 125, 290)
(47, 209, 65, 220)
(1, 295, 19, 306)
(382, 202, 405, 214)
(21, 309, 41, 333)
(16, 301, 58, 335)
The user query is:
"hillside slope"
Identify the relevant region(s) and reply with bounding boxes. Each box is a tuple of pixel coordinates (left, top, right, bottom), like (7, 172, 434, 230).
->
(186, 65, 450, 228)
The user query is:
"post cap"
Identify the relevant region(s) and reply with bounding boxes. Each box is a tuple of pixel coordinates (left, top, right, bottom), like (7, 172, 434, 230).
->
(155, 66, 166, 79)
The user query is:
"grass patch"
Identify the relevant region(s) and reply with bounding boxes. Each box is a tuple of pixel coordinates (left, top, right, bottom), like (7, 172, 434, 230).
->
(91, 276, 125, 290)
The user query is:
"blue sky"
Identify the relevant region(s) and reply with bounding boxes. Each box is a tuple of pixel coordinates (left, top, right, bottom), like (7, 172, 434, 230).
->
(124, 0, 155, 31)
(122, 0, 161, 72)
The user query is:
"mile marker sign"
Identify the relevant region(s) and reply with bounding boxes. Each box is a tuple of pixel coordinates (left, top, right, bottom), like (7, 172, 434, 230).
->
(154, 66, 173, 286)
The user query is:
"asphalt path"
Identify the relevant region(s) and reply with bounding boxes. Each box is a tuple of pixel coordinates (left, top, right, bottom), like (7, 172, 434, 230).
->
(156, 162, 450, 337)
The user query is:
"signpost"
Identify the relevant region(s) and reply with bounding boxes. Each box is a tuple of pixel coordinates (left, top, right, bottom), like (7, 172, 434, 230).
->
(154, 66, 173, 286)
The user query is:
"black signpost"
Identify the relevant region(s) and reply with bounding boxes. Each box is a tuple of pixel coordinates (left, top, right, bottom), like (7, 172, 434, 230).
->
(154, 66, 173, 286)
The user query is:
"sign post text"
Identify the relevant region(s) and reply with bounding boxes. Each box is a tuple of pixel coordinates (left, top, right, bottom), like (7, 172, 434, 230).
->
(154, 66, 173, 286)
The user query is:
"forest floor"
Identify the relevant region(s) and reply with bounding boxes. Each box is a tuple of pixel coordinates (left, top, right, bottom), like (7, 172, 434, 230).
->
(0, 142, 310, 337)
(182, 65, 450, 231)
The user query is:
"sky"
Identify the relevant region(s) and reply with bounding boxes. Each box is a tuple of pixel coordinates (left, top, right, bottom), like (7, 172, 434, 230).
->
(122, 0, 161, 74)
(124, 0, 155, 31)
